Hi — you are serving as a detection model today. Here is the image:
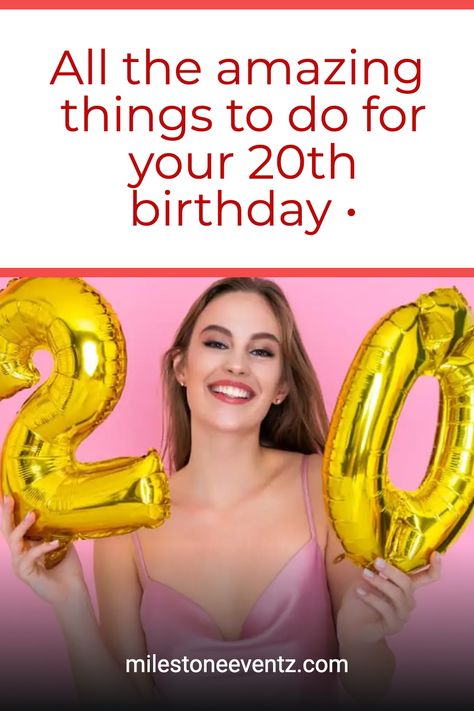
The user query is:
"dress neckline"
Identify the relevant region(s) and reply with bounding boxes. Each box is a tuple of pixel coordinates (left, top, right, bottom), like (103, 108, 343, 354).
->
(134, 454, 321, 642)
(143, 537, 320, 642)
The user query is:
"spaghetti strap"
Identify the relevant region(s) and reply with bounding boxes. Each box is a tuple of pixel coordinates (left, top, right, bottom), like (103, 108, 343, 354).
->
(132, 530, 149, 588)
(301, 455, 316, 540)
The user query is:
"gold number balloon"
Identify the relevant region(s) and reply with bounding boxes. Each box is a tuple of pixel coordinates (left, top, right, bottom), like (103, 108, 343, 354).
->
(0, 277, 170, 567)
(323, 287, 474, 572)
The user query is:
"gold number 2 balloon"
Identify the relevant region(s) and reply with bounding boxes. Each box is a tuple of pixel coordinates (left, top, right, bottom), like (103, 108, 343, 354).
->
(323, 287, 474, 572)
(0, 277, 170, 567)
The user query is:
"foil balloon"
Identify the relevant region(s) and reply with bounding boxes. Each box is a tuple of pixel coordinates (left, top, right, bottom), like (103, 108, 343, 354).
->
(323, 287, 474, 572)
(0, 277, 170, 567)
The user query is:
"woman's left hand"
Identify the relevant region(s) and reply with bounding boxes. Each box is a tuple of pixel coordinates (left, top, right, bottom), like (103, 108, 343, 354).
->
(336, 551, 442, 647)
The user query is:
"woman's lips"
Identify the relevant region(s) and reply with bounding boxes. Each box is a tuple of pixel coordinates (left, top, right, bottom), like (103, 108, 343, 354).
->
(208, 380, 256, 405)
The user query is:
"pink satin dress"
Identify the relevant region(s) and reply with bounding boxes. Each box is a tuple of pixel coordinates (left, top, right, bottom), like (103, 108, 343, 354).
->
(132, 456, 339, 709)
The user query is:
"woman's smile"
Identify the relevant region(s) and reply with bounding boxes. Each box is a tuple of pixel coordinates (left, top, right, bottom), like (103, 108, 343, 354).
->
(208, 379, 256, 405)
(173, 291, 289, 433)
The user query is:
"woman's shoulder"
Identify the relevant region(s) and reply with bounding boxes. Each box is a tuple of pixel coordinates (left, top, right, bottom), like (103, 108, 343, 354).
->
(305, 452, 324, 485)
(266, 448, 323, 478)
(265, 449, 328, 543)
(298, 452, 329, 551)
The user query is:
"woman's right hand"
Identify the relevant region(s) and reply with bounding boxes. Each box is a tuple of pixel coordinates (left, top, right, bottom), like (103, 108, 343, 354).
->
(0, 495, 89, 609)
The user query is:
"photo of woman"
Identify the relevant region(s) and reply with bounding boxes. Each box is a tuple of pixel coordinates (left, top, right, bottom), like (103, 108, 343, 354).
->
(0, 276, 472, 710)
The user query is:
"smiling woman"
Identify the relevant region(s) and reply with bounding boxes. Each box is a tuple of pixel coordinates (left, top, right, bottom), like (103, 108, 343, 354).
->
(0, 277, 443, 711)
(161, 278, 327, 472)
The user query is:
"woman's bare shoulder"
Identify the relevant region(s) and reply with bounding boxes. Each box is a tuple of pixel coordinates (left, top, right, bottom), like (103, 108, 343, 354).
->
(269, 449, 323, 480)
(262, 447, 308, 469)
(307, 452, 324, 486)
(305, 453, 330, 551)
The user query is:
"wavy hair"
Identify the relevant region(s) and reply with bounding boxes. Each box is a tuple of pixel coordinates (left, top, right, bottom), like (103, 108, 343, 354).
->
(162, 278, 328, 471)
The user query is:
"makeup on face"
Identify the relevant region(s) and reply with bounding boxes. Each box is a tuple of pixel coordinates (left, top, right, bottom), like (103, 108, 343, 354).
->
(182, 293, 287, 424)
(207, 379, 256, 405)
(200, 324, 282, 404)
(200, 324, 280, 356)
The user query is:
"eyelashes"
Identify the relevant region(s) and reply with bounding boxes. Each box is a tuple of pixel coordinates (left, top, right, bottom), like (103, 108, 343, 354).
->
(250, 348, 275, 358)
(203, 340, 275, 358)
(203, 339, 228, 350)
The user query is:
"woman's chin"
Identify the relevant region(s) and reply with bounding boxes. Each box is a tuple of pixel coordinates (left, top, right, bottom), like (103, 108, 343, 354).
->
(198, 415, 260, 436)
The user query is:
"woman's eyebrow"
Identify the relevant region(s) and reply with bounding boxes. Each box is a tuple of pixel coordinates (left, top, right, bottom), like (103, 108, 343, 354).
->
(250, 331, 281, 344)
(200, 324, 280, 344)
(200, 324, 232, 337)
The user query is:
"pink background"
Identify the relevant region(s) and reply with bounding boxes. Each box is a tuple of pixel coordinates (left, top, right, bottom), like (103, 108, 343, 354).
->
(1, 276, 473, 703)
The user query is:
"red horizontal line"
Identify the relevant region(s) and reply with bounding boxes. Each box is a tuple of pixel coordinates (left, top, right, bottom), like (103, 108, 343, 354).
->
(1, 2, 473, 9)
(2, 269, 474, 277)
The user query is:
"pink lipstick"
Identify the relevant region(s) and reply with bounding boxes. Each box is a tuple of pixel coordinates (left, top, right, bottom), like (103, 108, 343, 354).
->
(208, 380, 256, 405)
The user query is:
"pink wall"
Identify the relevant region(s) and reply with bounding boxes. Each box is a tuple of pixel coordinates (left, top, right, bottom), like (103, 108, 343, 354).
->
(1, 276, 473, 703)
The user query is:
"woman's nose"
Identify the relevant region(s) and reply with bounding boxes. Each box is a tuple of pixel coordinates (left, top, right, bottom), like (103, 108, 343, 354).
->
(224, 351, 249, 375)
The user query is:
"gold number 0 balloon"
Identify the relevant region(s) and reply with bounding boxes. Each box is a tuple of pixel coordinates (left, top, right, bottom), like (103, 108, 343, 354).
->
(323, 287, 474, 572)
(0, 277, 170, 567)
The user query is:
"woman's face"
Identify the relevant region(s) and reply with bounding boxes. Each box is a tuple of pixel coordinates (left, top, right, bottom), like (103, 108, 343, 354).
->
(176, 291, 288, 434)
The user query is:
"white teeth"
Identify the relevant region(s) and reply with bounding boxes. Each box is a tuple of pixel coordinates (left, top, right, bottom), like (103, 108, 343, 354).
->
(211, 385, 251, 399)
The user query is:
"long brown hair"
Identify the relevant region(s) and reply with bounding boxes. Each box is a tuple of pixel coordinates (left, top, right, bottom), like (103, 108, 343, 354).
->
(162, 278, 328, 472)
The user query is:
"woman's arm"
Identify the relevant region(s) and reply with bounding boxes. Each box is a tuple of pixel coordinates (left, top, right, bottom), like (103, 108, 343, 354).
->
(93, 533, 156, 704)
(0, 496, 154, 706)
(306, 456, 442, 702)
(306, 458, 395, 700)
(54, 580, 146, 705)
(325, 525, 396, 701)
(328, 536, 441, 702)
(55, 533, 155, 705)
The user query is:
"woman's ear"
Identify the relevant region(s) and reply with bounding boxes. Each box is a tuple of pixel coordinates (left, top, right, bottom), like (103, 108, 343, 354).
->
(273, 382, 290, 405)
(173, 351, 187, 387)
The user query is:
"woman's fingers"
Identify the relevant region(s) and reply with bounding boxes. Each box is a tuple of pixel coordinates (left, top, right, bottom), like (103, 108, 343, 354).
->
(2, 498, 44, 564)
(361, 559, 415, 618)
(372, 558, 414, 597)
(356, 587, 402, 634)
(1, 496, 36, 550)
(361, 569, 413, 620)
(0, 495, 15, 538)
(357, 553, 442, 635)
(9, 510, 37, 557)
(411, 551, 443, 590)
(14, 539, 60, 580)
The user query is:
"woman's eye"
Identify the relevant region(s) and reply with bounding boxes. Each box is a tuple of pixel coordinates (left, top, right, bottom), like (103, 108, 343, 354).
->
(251, 348, 274, 358)
(204, 339, 228, 350)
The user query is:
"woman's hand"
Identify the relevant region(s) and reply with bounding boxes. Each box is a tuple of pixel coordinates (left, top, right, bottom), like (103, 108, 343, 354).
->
(336, 552, 442, 647)
(1, 495, 89, 609)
